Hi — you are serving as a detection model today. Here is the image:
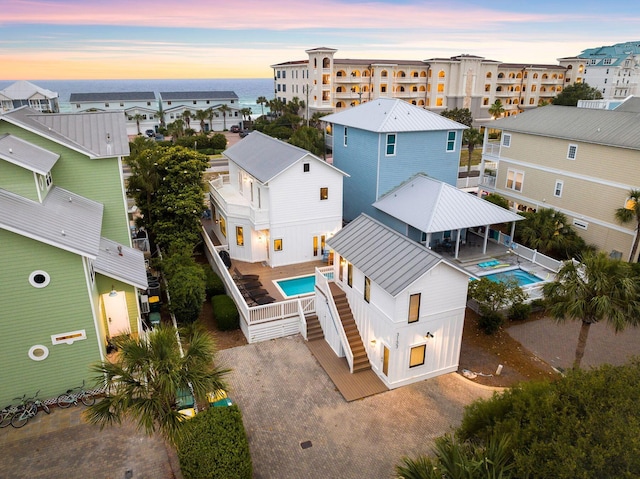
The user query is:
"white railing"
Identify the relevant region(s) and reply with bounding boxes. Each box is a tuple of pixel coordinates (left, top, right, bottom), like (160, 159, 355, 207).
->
(208, 177, 269, 227)
(315, 269, 354, 372)
(488, 228, 563, 273)
(483, 142, 501, 157)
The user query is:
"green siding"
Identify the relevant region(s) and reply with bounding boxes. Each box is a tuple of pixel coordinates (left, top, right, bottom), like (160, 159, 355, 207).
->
(0, 159, 39, 201)
(0, 229, 102, 405)
(0, 121, 131, 245)
(96, 275, 141, 338)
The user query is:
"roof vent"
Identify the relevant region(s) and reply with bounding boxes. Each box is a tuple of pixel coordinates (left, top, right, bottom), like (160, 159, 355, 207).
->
(9, 148, 12, 154)
(61, 230, 66, 236)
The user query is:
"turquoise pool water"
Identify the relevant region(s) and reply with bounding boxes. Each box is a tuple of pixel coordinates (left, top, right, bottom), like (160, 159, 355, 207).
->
(275, 275, 315, 297)
(481, 268, 544, 286)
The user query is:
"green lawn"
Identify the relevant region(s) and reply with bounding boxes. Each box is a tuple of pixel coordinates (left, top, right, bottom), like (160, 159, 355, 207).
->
(459, 148, 483, 168)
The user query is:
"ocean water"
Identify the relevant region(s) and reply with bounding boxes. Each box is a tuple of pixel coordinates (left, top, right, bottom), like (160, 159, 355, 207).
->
(0, 78, 273, 114)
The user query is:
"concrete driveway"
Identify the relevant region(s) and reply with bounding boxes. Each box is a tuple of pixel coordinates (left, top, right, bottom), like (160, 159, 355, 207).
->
(218, 336, 496, 479)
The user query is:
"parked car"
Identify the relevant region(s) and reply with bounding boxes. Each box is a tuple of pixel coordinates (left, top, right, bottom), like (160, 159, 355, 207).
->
(230, 125, 240, 133)
(154, 133, 164, 141)
(145, 129, 155, 137)
(239, 129, 251, 138)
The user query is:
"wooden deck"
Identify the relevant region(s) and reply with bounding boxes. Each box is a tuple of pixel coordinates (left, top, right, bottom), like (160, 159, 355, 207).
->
(306, 339, 388, 402)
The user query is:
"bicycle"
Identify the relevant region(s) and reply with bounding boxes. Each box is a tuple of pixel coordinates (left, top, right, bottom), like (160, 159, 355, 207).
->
(56, 380, 96, 408)
(0, 396, 28, 428)
(11, 390, 50, 428)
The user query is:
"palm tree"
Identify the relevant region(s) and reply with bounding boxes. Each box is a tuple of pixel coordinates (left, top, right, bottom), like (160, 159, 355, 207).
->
(218, 104, 231, 130)
(615, 189, 640, 262)
(516, 208, 573, 256)
(240, 107, 252, 122)
(206, 107, 218, 132)
(132, 113, 144, 135)
(155, 108, 165, 128)
(462, 127, 483, 173)
(543, 252, 640, 369)
(256, 96, 268, 116)
(166, 118, 185, 142)
(85, 324, 230, 448)
(181, 109, 192, 129)
(193, 109, 209, 134)
(488, 99, 505, 119)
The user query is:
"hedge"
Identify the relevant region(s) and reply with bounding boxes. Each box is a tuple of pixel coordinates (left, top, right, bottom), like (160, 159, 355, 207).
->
(202, 266, 225, 299)
(212, 295, 239, 331)
(178, 406, 252, 479)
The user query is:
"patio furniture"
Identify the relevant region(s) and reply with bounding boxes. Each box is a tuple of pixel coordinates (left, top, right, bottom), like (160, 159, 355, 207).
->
(233, 267, 259, 281)
(241, 280, 263, 290)
(249, 288, 269, 299)
(254, 296, 276, 305)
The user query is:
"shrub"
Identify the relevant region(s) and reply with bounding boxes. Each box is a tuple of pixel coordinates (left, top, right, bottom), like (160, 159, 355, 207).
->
(209, 133, 227, 150)
(202, 266, 225, 299)
(212, 295, 239, 331)
(178, 405, 252, 479)
(508, 302, 531, 321)
(478, 306, 503, 335)
(529, 298, 546, 312)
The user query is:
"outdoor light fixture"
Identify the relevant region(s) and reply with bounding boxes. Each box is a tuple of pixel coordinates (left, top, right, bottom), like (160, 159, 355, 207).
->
(109, 286, 117, 297)
(425, 332, 434, 339)
(370, 339, 377, 346)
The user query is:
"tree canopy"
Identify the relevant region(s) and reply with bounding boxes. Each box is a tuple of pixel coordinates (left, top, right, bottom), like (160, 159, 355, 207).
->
(440, 107, 473, 127)
(552, 82, 602, 106)
(614, 189, 640, 262)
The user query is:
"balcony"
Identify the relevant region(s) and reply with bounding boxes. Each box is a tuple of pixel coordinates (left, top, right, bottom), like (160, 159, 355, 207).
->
(483, 142, 501, 158)
(334, 75, 365, 83)
(209, 176, 269, 229)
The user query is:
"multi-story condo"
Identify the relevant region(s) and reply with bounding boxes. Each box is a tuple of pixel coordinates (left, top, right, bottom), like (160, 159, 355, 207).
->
(0, 80, 59, 113)
(271, 47, 572, 123)
(558, 41, 640, 100)
(158, 91, 242, 132)
(478, 98, 640, 262)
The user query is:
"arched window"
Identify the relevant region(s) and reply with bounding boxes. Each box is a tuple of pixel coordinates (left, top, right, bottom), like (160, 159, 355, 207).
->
(529, 98, 535, 104)
(336, 70, 346, 77)
(411, 100, 416, 105)
(314, 58, 317, 68)
(516, 72, 522, 78)
(336, 101, 344, 108)
(411, 71, 419, 78)
(485, 84, 491, 92)
(362, 70, 370, 77)
(419, 85, 426, 92)
(336, 86, 344, 92)
(398, 86, 405, 92)
(438, 70, 445, 78)
(398, 70, 406, 77)
(412, 86, 418, 92)
(498, 72, 505, 79)
(531, 85, 537, 92)
(418, 99, 425, 106)
(351, 70, 361, 77)
(322, 57, 330, 68)
(381, 70, 388, 77)
(486, 72, 492, 78)
(420, 71, 427, 77)
(496, 86, 503, 92)
(533, 73, 539, 79)
(509, 73, 515, 79)
(542, 74, 548, 80)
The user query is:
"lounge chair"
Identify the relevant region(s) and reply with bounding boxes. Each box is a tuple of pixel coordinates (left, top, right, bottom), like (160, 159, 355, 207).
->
(249, 289, 269, 299)
(254, 296, 276, 305)
(241, 280, 263, 290)
(233, 267, 259, 281)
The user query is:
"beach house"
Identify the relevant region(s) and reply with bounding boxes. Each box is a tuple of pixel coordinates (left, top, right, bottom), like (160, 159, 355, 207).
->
(0, 80, 59, 113)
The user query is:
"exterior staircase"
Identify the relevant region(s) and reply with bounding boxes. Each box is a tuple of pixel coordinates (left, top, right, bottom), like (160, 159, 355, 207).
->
(329, 283, 370, 373)
(305, 314, 324, 341)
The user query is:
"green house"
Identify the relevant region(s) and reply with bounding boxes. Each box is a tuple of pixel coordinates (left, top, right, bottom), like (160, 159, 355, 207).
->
(0, 107, 148, 406)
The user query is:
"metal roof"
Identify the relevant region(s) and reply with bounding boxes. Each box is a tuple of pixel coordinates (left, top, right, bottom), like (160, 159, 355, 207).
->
(69, 92, 156, 102)
(95, 237, 148, 290)
(0, 80, 58, 100)
(159, 91, 238, 101)
(373, 174, 523, 232)
(321, 98, 468, 133)
(613, 96, 640, 113)
(223, 130, 346, 184)
(0, 186, 103, 258)
(327, 214, 470, 297)
(0, 133, 60, 174)
(490, 105, 640, 150)
(1, 107, 130, 158)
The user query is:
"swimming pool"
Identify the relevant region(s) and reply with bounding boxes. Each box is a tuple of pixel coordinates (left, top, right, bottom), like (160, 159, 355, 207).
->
(480, 268, 544, 286)
(274, 275, 315, 298)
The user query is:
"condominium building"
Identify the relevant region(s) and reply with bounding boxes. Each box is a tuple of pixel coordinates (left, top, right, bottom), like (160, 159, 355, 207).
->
(271, 47, 576, 123)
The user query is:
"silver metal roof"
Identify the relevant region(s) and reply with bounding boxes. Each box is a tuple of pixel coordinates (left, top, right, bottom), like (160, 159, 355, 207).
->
(1, 107, 130, 158)
(69, 92, 156, 102)
(223, 130, 345, 184)
(373, 174, 523, 232)
(327, 214, 470, 297)
(321, 98, 468, 133)
(0, 186, 103, 258)
(490, 105, 640, 150)
(95, 237, 148, 290)
(0, 133, 60, 174)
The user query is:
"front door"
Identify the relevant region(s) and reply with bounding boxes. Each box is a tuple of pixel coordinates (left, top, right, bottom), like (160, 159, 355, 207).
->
(102, 291, 131, 337)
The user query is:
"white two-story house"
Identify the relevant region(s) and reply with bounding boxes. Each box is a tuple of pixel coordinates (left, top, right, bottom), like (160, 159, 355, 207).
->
(208, 131, 347, 267)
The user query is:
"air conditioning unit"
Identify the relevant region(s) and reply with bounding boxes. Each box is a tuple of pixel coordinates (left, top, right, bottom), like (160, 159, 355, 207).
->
(140, 294, 150, 314)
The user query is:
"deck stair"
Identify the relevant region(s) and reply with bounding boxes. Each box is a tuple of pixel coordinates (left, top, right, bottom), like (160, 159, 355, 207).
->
(329, 283, 370, 373)
(305, 314, 324, 341)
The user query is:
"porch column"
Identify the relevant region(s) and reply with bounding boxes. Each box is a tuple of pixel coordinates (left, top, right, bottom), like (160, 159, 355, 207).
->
(510, 222, 516, 247)
(483, 225, 489, 254)
(454, 228, 461, 259)
(426, 232, 432, 248)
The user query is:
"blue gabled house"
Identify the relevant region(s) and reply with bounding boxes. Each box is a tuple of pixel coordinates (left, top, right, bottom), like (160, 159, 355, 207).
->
(322, 98, 467, 223)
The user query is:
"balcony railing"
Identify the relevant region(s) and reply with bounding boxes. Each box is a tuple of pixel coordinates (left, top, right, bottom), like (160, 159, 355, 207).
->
(483, 142, 501, 157)
(209, 176, 269, 228)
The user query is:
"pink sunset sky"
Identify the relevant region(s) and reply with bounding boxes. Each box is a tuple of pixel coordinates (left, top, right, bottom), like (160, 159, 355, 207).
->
(1, 0, 638, 79)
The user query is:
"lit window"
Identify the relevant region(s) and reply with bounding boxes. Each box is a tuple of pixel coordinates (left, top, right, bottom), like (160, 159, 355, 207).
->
(386, 134, 396, 156)
(364, 276, 371, 303)
(408, 293, 420, 323)
(554, 180, 563, 197)
(409, 345, 426, 368)
(567, 144, 578, 160)
(219, 217, 226, 237)
(274, 239, 283, 251)
(236, 226, 244, 246)
(446, 131, 456, 152)
(506, 169, 524, 192)
(320, 187, 328, 200)
(347, 263, 353, 287)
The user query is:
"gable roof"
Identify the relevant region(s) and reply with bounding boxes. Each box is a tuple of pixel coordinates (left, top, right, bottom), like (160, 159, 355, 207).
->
(1, 107, 130, 158)
(327, 214, 472, 297)
(0, 186, 103, 258)
(490, 105, 640, 150)
(223, 130, 346, 184)
(0, 133, 60, 174)
(159, 91, 238, 101)
(0, 80, 58, 100)
(69, 92, 156, 102)
(373, 174, 523, 232)
(95, 237, 148, 289)
(321, 98, 468, 133)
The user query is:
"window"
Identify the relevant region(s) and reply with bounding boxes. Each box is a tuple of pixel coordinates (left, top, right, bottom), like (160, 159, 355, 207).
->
(274, 239, 283, 251)
(105, 103, 109, 107)
(303, 163, 310, 172)
(51, 329, 87, 345)
(320, 187, 328, 200)
(502, 133, 511, 147)
(408, 293, 421, 323)
(344, 127, 348, 147)
(506, 169, 524, 192)
(567, 144, 578, 160)
(29, 270, 50, 288)
(446, 131, 456, 152)
(409, 345, 426, 368)
(364, 276, 371, 303)
(236, 226, 244, 246)
(219, 217, 226, 237)
(386, 134, 396, 156)
(554, 180, 563, 197)
(347, 263, 353, 287)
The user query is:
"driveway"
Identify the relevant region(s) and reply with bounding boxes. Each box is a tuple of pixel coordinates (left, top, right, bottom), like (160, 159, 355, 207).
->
(218, 336, 496, 479)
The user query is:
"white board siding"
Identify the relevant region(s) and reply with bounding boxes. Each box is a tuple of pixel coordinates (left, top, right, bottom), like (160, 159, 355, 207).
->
(247, 317, 300, 343)
(268, 218, 342, 267)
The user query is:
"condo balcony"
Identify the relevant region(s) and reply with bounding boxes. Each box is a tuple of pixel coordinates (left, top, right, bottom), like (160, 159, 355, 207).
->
(209, 175, 269, 229)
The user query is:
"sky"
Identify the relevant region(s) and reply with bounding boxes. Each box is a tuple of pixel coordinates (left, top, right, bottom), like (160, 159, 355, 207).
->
(1, 0, 639, 80)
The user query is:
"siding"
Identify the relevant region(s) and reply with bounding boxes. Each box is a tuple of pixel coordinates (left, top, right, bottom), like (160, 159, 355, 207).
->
(0, 230, 101, 405)
(0, 159, 39, 201)
(96, 275, 140, 338)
